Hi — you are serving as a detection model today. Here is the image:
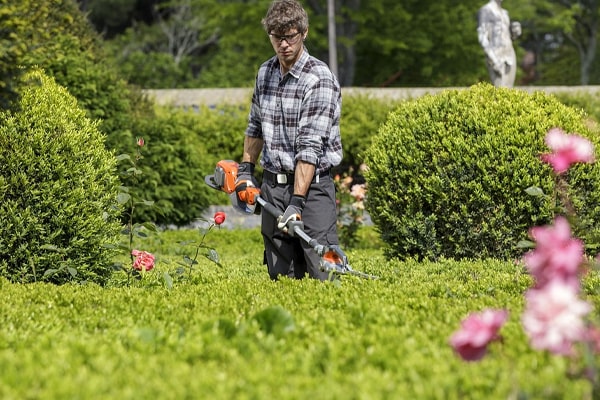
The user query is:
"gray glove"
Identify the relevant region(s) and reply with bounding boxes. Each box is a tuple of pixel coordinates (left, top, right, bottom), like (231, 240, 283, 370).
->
(235, 162, 259, 191)
(277, 195, 306, 233)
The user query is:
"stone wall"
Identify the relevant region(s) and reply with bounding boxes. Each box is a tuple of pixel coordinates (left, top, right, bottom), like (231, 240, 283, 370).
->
(145, 86, 600, 107)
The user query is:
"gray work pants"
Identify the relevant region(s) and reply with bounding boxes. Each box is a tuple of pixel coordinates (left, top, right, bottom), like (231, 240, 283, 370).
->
(260, 172, 338, 281)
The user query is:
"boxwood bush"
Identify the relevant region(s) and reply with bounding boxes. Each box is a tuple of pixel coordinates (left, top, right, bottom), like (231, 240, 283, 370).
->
(0, 69, 122, 284)
(338, 94, 401, 172)
(363, 83, 600, 261)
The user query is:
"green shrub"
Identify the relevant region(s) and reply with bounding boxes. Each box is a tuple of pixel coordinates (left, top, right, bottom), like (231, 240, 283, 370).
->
(339, 94, 400, 172)
(554, 90, 600, 125)
(123, 111, 216, 225)
(0, 69, 122, 284)
(363, 82, 600, 261)
(150, 104, 251, 209)
(0, 230, 597, 398)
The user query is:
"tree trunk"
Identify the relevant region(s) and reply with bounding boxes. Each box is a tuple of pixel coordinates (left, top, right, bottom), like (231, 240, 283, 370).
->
(336, 0, 359, 86)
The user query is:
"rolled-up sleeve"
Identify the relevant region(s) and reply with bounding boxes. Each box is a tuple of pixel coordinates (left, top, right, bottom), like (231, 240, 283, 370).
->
(295, 76, 339, 166)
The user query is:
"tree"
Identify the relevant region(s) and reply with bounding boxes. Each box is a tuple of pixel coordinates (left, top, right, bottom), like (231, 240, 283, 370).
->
(512, 0, 599, 85)
(0, 0, 28, 109)
(81, 0, 600, 87)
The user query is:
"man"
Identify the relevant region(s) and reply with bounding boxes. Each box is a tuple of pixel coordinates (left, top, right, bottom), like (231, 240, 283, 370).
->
(477, 0, 521, 87)
(236, 0, 343, 281)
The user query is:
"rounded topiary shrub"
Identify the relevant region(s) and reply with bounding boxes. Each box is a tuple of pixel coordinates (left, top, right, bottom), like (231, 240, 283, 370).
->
(0, 69, 122, 284)
(363, 83, 600, 261)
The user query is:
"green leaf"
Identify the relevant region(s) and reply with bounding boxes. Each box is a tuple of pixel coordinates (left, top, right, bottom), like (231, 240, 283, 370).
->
(163, 272, 173, 289)
(525, 186, 545, 197)
(516, 240, 535, 249)
(141, 222, 158, 232)
(206, 249, 219, 264)
(183, 255, 197, 265)
(215, 318, 238, 339)
(117, 192, 131, 205)
(40, 244, 67, 253)
(252, 305, 295, 338)
(116, 154, 131, 161)
(42, 269, 57, 278)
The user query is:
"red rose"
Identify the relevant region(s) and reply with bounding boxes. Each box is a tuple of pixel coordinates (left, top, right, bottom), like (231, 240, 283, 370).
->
(214, 211, 226, 225)
(131, 249, 155, 271)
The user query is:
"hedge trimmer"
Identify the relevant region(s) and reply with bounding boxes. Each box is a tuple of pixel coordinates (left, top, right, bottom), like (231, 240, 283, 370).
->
(205, 160, 378, 280)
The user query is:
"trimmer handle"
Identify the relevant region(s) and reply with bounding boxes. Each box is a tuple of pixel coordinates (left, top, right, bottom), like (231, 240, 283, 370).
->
(256, 196, 283, 220)
(256, 196, 305, 238)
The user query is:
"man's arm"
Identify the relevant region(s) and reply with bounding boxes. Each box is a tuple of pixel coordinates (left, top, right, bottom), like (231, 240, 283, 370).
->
(293, 160, 315, 197)
(242, 136, 263, 164)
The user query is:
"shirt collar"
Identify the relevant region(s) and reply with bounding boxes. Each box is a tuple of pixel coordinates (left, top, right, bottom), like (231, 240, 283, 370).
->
(272, 46, 309, 79)
(288, 47, 309, 79)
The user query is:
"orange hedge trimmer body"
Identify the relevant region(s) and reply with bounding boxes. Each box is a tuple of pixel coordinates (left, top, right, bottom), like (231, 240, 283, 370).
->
(205, 160, 377, 279)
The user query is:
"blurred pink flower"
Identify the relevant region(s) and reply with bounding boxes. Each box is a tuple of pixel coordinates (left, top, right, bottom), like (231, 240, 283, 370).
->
(450, 309, 508, 361)
(137, 137, 145, 147)
(523, 216, 583, 291)
(350, 184, 366, 201)
(522, 281, 592, 356)
(540, 127, 594, 174)
(342, 176, 353, 188)
(131, 249, 155, 271)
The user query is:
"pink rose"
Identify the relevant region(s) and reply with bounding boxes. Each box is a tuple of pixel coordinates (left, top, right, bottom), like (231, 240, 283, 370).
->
(214, 211, 226, 226)
(522, 281, 592, 356)
(523, 216, 583, 291)
(131, 249, 155, 271)
(449, 309, 508, 361)
(137, 137, 145, 147)
(350, 184, 366, 201)
(540, 127, 594, 174)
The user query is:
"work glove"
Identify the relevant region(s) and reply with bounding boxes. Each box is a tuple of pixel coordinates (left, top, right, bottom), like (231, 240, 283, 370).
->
(234, 162, 260, 214)
(277, 195, 306, 234)
(235, 162, 259, 193)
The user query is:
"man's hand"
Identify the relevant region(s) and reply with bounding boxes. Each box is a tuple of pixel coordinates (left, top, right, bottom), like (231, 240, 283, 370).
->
(277, 195, 306, 233)
(235, 162, 259, 191)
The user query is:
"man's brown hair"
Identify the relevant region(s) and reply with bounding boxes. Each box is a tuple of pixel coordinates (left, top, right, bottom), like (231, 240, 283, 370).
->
(262, 0, 309, 34)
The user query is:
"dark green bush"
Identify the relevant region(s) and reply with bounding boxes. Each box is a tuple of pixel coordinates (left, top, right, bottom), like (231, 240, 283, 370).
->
(150, 104, 251, 209)
(0, 0, 27, 109)
(123, 110, 216, 225)
(0, 70, 122, 284)
(339, 94, 400, 172)
(364, 82, 600, 261)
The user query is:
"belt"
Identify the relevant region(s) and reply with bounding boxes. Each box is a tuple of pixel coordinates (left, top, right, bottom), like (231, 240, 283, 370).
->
(263, 169, 331, 185)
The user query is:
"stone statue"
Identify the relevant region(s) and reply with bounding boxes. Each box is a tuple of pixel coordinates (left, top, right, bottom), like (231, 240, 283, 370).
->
(477, 0, 521, 87)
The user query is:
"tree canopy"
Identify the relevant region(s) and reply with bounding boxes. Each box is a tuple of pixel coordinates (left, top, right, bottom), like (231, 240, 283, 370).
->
(73, 0, 600, 87)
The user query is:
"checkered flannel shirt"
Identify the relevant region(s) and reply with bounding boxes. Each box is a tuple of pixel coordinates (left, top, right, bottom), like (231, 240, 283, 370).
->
(244, 48, 343, 175)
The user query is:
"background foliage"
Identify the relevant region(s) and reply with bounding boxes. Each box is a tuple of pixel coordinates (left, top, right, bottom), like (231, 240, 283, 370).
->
(74, 0, 600, 87)
(363, 83, 600, 261)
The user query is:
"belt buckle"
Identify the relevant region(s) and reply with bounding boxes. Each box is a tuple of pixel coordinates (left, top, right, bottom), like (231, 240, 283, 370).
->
(276, 174, 288, 184)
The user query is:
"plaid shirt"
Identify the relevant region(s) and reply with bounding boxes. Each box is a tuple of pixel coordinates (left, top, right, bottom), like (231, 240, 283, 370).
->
(245, 48, 343, 175)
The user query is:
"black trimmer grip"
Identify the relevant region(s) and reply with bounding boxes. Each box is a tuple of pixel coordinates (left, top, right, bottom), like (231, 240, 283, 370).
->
(256, 196, 283, 220)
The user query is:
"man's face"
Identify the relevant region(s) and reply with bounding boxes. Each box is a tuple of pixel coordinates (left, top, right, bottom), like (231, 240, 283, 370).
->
(268, 28, 307, 70)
